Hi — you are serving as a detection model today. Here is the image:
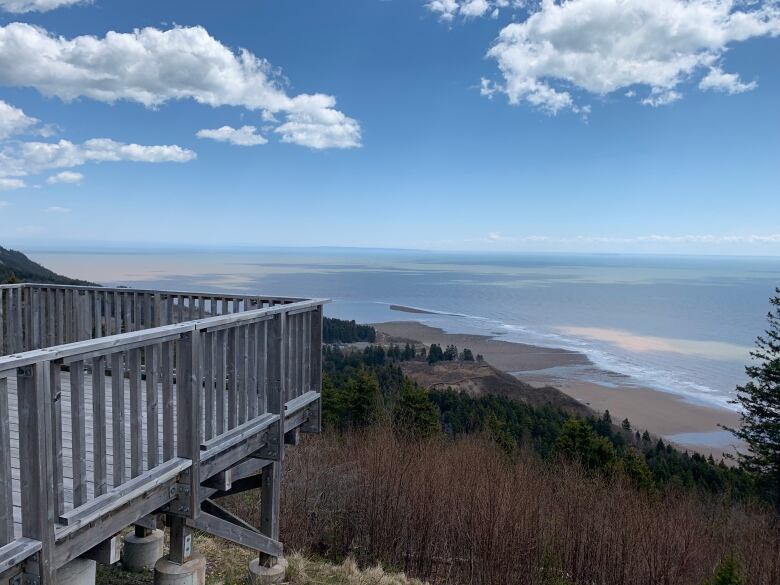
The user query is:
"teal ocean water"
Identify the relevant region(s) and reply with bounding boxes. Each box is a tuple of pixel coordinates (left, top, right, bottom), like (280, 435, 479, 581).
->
(28, 247, 780, 410)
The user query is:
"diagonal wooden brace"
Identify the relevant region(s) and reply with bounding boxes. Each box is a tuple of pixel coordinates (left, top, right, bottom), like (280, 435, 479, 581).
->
(190, 500, 282, 559)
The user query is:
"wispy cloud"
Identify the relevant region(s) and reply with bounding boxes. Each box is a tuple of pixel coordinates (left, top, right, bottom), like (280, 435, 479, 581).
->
(1, 138, 195, 178)
(46, 170, 83, 184)
(43, 205, 70, 213)
(0, 99, 38, 139)
(699, 67, 758, 95)
(484, 233, 780, 246)
(0, 178, 25, 190)
(196, 125, 267, 146)
(0, 0, 90, 13)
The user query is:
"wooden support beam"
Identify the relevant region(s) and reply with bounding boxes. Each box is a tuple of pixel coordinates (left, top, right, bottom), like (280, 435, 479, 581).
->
(57, 458, 190, 533)
(0, 538, 42, 575)
(168, 517, 193, 565)
(191, 507, 282, 560)
(79, 535, 121, 565)
(209, 474, 262, 499)
(54, 475, 180, 569)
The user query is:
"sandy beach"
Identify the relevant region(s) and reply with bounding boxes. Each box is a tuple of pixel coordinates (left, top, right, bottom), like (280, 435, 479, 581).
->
(375, 320, 742, 458)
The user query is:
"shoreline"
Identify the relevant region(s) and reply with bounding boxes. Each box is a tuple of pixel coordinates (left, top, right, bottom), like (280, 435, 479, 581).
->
(374, 320, 742, 458)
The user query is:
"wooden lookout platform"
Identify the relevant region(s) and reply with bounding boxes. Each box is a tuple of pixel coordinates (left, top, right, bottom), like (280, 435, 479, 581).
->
(0, 283, 325, 584)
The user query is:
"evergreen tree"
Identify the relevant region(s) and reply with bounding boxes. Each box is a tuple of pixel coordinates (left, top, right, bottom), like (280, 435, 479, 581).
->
(620, 448, 655, 493)
(621, 418, 632, 432)
(462, 348, 475, 361)
(486, 413, 516, 456)
(726, 288, 780, 512)
(704, 554, 744, 585)
(348, 369, 381, 428)
(393, 379, 440, 438)
(2, 272, 20, 285)
(594, 410, 613, 435)
(427, 343, 444, 364)
(322, 368, 380, 431)
(443, 344, 458, 361)
(323, 317, 376, 343)
(556, 418, 616, 472)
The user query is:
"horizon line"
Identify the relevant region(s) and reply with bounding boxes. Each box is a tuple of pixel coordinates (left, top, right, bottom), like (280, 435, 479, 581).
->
(7, 241, 780, 260)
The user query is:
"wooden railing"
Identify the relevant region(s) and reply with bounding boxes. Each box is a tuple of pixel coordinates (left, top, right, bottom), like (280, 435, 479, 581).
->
(0, 283, 305, 355)
(0, 284, 324, 583)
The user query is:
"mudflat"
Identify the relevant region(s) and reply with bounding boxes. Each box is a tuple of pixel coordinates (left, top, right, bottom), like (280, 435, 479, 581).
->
(374, 320, 741, 458)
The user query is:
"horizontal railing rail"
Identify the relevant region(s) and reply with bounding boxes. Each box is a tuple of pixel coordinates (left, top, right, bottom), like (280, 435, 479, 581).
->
(0, 283, 307, 356)
(0, 288, 324, 581)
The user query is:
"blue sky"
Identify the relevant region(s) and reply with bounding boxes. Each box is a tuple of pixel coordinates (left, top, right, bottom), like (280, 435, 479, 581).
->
(0, 0, 779, 255)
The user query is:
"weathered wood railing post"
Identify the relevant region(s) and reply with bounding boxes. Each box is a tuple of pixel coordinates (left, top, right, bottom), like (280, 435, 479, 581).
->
(17, 362, 56, 584)
(258, 311, 285, 570)
(157, 329, 204, 575)
(0, 376, 13, 547)
(308, 305, 323, 433)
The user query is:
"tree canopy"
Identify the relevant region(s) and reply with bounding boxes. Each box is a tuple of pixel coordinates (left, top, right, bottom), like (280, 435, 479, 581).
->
(727, 287, 780, 512)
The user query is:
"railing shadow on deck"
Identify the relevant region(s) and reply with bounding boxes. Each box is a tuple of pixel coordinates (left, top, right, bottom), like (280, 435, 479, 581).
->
(0, 284, 325, 584)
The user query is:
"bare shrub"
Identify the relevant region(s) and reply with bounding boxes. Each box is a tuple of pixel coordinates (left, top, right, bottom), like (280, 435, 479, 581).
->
(273, 427, 779, 585)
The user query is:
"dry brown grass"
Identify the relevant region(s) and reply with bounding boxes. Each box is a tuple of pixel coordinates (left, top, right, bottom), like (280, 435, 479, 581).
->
(236, 427, 779, 585)
(286, 554, 428, 585)
(101, 427, 779, 585)
(96, 535, 425, 585)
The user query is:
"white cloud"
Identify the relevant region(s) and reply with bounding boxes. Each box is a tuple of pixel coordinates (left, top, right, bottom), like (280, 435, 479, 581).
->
(427, 0, 518, 21)
(427, 0, 460, 21)
(461, 0, 491, 18)
(0, 138, 195, 178)
(0, 23, 361, 149)
(43, 205, 70, 213)
(699, 66, 757, 94)
(485, 0, 780, 113)
(0, 98, 195, 181)
(0, 177, 25, 190)
(274, 94, 362, 150)
(0, 200, 9, 207)
(196, 125, 267, 146)
(0, 99, 38, 139)
(46, 170, 83, 184)
(641, 89, 682, 107)
(0, 0, 88, 12)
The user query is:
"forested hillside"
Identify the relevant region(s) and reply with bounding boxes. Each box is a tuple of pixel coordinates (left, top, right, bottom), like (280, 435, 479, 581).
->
(242, 331, 778, 585)
(323, 317, 376, 343)
(0, 246, 94, 285)
(320, 342, 754, 498)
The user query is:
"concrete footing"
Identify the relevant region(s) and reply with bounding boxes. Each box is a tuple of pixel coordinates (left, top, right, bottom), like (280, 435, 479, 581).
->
(57, 558, 96, 585)
(153, 553, 207, 585)
(122, 529, 165, 571)
(248, 557, 288, 584)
